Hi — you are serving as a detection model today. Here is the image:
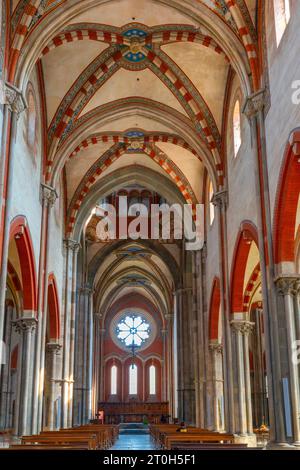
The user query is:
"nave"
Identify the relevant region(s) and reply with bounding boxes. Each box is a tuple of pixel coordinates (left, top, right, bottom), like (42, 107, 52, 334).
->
(0, 0, 300, 453)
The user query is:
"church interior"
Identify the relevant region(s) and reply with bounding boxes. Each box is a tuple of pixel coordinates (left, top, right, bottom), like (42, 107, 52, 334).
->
(0, 0, 300, 452)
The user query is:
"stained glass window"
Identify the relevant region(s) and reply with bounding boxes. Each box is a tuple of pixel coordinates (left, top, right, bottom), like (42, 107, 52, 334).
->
(129, 364, 138, 394)
(111, 365, 117, 395)
(116, 315, 150, 348)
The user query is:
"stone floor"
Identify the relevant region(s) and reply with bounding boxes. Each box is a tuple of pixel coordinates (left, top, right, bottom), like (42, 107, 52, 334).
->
(110, 433, 156, 450)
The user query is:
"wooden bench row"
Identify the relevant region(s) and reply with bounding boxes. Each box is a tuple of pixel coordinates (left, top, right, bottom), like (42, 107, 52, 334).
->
(10, 424, 118, 450)
(149, 424, 239, 450)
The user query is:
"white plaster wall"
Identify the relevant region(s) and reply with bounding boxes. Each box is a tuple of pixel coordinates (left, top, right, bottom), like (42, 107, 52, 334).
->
(265, 0, 300, 220)
(9, 68, 42, 273)
(226, 75, 258, 274)
(9, 66, 66, 316)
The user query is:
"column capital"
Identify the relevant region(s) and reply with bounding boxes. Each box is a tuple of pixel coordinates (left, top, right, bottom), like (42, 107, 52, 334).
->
(242, 89, 266, 120)
(209, 341, 223, 354)
(40, 183, 58, 208)
(275, 275, 300, 296)
(46, 342, 62, 355)
(0, 81, 27, 117)
(94, 311, 103, 319)
(63, 238, 80, 253)
(80, 284, 94, 295)
(12, 317, 38, 333)
(212, 189, 228, 209)
(230, 320, 255, 335)
(173, 287, 192, 295)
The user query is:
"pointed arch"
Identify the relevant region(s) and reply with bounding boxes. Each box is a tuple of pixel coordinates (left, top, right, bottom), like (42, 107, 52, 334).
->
(273, 129, 300, 265)
(230, 221, 259, 315)
(9, 216, 37, 312)
(47, 273, 60, 340)
(209, 277, 221, 341)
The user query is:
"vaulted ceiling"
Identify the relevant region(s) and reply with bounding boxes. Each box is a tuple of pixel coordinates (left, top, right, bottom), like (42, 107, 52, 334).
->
(9, 0, 260, 319)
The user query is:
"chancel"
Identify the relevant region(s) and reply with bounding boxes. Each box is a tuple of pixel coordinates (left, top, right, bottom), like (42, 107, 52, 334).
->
(0, 0, 300, 453)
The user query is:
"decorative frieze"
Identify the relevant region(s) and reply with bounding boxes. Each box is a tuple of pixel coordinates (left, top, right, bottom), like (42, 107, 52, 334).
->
(212, 190, 228, 210)
(242, 89, 266, 120)
(12, 317, 37, 333)
(41, 183, 58, 209)
(230, 320, 255, 335)
(275, 276, 300, 297)
(209, 342, 223, 354)
(63, 238, 80, 253)
(0, 81, 27, 117)
(46, 342, 62, 355)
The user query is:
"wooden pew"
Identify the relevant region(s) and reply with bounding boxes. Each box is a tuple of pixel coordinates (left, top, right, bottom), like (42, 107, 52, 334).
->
(171, 443, 248, 450)
(8, 444, 86, 450)
(21, 434, 97, 450)
(163, 433, 235, 450)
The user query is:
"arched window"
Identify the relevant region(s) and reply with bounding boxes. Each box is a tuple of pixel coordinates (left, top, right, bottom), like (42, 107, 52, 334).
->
(209, 181, 215, 226)
(233, 100, 241, 157)
(129, 364, 138, 395)
(149, 365, 156, 395)
(111, 365, 117, 395)
(274, 0, 290, 46)
(26, 89, 37, 152)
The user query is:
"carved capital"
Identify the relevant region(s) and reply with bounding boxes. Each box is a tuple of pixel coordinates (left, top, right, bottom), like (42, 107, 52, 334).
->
(212, 190, 228, 210)
(63, 238, 80, 253)
(46, 342, 62, 355)
(94, 312, 103, 320)
(230, 320, 255, 335)
(0, 81, 27, 117)
(41, 183, 58, 208)
(12, 317, 37, 334)
(80, 285, 93, 295)
(243, 89, 266, 120)
(275, 275, 300, 297)
(209, 341, 223, 354)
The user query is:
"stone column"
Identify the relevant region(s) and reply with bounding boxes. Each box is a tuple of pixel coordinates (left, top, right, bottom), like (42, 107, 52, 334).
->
(0, 301, 14, 430)
(67, 242, 80, 427)
(99, 327, 106, 403)
(243, 90, 286, 444)
(275, 276, 300, 446)
(61, 239, 80, 428)
(92, 312, 102, 418)
(12, 317, 37, 436)
(165, 313, 174, 419)
(209, 341, 223, 432)
(32, 184, 57, 434)
(161, 329, 168, 402)
(231, 320, 255, 436)
(45, 342, 61, 430)
(212, 190, 235, 433)
(0, 83, 26, 369)
(77, 285, 94, 424)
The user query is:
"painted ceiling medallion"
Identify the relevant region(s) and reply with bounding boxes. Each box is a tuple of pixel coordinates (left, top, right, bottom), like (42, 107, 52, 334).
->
(122, 28, 150, 63)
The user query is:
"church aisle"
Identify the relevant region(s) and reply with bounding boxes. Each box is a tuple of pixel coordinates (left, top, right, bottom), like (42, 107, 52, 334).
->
(110, 434, 155, 451)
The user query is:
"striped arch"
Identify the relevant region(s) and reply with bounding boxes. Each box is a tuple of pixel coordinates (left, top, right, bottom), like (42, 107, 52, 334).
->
(242, 263, 261, 313)
(66, 143, 198, 235)
(40, 24, 228, 61)
(47, 45, 125, 150)
(230, 221, 259, 315)
(7, 261, 22, 293)
(209, 277, 221, 341)
(9, 216, 37, 312)
(9, 0, 43, 81)
(224, 0, 259, 89)
(47, 46, 221, 167)
(47, 273, 60, 340)
(273, 129, 300, 265)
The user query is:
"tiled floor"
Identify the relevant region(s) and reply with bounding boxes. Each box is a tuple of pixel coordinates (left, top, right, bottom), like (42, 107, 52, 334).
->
(111, 433, 155, 450)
